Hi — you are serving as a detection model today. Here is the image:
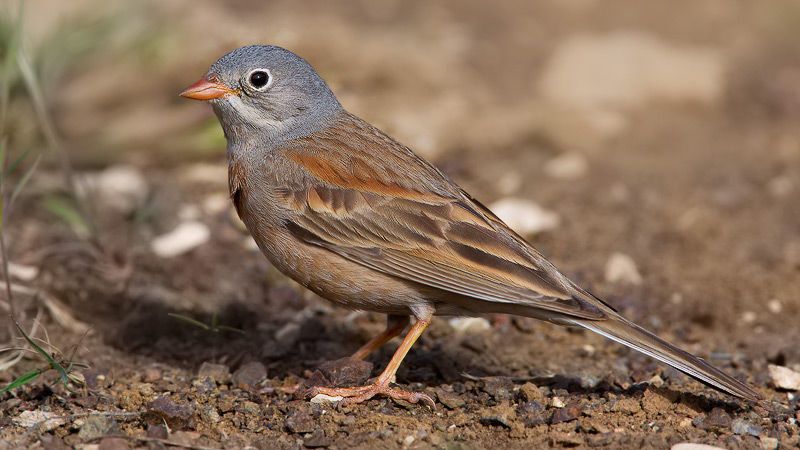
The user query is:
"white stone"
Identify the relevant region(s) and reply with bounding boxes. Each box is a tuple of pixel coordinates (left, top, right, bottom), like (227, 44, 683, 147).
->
(489, 198, 560, 235)
(604, 253, 643, 285)
(767, 299, 783, 314)
(78, 165, 148, 214)
(768, 175, 794, 197)
(551, 397, 566, 408)
(768, 364, 800, 391)
(8, 262, 38, 281)
(448, 317, 491, 333)
(544, 152, 588, 180)
(151, 221, 210, 258)
(203, 194, 230, 214)
(13, 410, 65, 431)
(310, 394, 343, 404)
(540, 31, 724, 111)
(741, 311, 757, 324)
(671, 444, 725, 450)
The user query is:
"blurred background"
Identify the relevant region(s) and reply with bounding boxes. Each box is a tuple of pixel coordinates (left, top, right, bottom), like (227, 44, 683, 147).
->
(1, 0, 799, 448)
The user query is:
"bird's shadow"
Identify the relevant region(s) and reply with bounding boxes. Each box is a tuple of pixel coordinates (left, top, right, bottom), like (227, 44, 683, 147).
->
(95, 297, 750, 414)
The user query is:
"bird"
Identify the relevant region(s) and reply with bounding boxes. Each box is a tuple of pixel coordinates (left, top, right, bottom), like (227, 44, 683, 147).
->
(180, 45, 761, 407)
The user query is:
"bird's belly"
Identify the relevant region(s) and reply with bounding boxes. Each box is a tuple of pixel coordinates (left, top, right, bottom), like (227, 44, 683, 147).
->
(249, 223, 427, 315)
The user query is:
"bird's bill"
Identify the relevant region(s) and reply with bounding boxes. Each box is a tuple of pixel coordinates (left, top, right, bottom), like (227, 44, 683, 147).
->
(179, 78, 238, 100)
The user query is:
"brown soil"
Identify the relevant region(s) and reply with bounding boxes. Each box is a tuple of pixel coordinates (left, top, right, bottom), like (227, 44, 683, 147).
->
(1, 0, 799, 449)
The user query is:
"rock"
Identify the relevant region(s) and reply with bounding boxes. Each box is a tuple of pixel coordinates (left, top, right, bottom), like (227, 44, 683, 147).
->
(303, 429, 331, 448)
(539, 31, 724, 112)
(198, 362, 231, 384)
(39, 434, 70, 450)
(488, 198, 560, 235)
(13, 410, 65, 431)
(151, 221, 210, 258)
(143, 367, 161, 383)
(448, 317, 491, 333)
(730, 418, 762, 437)
(78, 415, 117, 441)
(768, 364, 800, 390)
(78, 165, 148, 215)
(551, 397, 566, 408)
(310, 394, 343, 405)
(8, 262, 38, 281)
(519, 382, 545, 402)
(544, 152, 588, 180)
(767, 299, 783, 314)
(436, 389, 466, 410)
(551, 402, 582, 424)
(671, 444, 725, 450)
(605, 252, 643, 285)
(232, 361, 268, 389)
(146, 396, 193, 430)
(98, 437, 130, 450)
(318, 358, 373, 387)
(285, 410, 316, 434)
(482, 377, 514, 403)
(759, 436, 779, 449)
(516, 401, 549, 427)
(692, 407, 732, 432)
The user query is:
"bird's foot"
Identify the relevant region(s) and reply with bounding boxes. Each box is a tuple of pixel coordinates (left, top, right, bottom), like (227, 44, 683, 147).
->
(307, 382, 435, 408)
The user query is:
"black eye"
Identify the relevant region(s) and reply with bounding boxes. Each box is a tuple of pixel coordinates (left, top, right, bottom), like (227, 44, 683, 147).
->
(249, 70, 270, 89)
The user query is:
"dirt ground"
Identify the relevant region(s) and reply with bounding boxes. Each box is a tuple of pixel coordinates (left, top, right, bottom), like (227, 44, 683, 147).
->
(2, 0, 800, 449)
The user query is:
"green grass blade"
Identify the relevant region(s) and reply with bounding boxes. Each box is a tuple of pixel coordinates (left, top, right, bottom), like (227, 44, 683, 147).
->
(167, 313, 211, 331)
(11, 317, 70, 385)
(6, 147, 32, 176)
(40, 195, 91, 238)
(0, 368, 43, 394)
(8, 153, 40, 209)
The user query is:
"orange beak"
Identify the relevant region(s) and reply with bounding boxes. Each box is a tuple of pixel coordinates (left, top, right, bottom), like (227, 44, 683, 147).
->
(179, 78, 238, 100)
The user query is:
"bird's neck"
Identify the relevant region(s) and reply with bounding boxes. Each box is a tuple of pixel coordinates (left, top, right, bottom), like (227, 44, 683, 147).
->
(221, 106, 344, 162)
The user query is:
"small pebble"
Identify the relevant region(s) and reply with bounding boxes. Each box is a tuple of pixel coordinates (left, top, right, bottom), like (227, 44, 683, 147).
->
(151, 221, 210, 257)
(759, 436, 779, 450)
(285, 410, 315, 434)
(448, 317, 491, 333)
(310, 394, 343, 404)
(767, 299, 783, 314)
(550, 402, 582, 424)
(605, 253, 642, 285)
(198, 362, 231, 384)
(741, 311, 757, 324)
(730, 418, 762, 437)
(671, 444, 725, 450)
(489, 198, 560, 235)
(78, 415, 117, 441)
(232, 361, 268, 389)
(13, 411, 65, 431)
(768, 364, 800, 390)
(544, 152, 588, 180)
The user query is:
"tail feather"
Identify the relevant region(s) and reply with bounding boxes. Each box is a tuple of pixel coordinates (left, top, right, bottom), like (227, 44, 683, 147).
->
(572, 316, 761, 402)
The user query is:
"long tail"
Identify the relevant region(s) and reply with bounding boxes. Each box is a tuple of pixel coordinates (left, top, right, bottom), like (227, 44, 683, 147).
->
(571, 316, 761, 402)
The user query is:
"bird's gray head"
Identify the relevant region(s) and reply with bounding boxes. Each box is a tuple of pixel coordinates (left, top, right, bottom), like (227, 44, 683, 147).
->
(181, 45, 342, 145)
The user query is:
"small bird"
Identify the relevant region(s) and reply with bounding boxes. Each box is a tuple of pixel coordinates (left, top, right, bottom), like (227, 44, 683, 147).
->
(181, 45, 760, 407)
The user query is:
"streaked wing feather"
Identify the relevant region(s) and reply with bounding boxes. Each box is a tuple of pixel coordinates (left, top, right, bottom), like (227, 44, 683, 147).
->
(280, 113, 606, 320)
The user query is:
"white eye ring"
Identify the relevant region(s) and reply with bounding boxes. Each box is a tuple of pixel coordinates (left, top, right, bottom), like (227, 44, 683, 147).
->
(246, 68, 272, 91)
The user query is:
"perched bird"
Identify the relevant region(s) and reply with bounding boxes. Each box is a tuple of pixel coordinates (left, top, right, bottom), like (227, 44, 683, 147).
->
(181, 45, 760, 406)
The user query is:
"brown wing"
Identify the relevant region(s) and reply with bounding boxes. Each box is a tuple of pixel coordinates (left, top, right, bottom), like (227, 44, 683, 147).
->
(279, 113, 606, 320)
